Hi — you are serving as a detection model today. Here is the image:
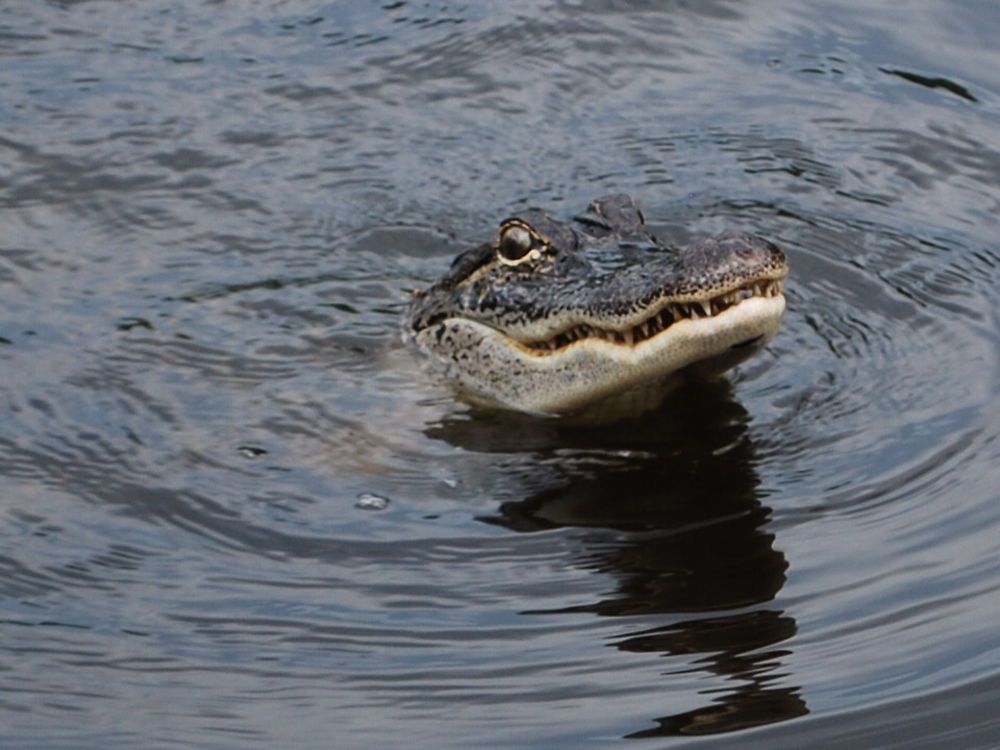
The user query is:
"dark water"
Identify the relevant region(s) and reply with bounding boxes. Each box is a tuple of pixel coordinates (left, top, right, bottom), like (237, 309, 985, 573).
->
(2, 1, 1000, 747)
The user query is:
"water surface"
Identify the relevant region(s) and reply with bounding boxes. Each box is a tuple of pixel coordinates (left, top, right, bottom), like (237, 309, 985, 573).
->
(2, 1, 1000, 747)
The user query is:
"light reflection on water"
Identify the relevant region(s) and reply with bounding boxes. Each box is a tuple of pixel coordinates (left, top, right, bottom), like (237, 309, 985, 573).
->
(1, 0, 1000, 747)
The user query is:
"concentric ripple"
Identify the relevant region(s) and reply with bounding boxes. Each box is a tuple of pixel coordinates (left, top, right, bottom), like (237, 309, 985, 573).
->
(1, 0, 1000, 748)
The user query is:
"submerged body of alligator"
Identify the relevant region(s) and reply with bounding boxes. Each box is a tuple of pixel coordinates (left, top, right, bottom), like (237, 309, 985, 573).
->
(407, 195, 788, 420)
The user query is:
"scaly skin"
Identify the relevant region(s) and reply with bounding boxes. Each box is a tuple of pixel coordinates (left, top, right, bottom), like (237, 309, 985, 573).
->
(407, 195, 788, 419)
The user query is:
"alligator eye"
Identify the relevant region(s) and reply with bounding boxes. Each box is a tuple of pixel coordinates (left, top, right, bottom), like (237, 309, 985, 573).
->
(498, 225, 536, 264)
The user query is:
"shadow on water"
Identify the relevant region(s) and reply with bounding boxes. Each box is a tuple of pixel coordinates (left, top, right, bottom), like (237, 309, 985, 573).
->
(426, 381, 808, 737)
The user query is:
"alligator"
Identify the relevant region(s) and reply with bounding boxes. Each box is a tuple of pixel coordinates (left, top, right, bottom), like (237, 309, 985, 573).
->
(406, 195, 788, 421)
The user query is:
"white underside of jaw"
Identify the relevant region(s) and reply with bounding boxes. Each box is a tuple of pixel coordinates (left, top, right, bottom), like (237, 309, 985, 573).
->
(422, 294, 786, 416)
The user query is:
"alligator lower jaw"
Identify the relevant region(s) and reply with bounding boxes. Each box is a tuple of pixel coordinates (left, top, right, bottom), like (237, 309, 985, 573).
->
(422, 293, 786, 418)
(505, 293, 786, 370)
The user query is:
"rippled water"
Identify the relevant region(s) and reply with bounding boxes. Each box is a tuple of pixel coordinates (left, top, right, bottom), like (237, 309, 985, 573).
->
(3, 1, 1000, 747)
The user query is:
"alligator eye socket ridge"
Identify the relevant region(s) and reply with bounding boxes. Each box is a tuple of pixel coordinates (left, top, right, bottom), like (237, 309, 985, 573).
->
(497, 224, 541, 265)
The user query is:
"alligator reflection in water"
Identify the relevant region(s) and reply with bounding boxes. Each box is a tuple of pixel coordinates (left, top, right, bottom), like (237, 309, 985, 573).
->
(427, 381, 807, 737)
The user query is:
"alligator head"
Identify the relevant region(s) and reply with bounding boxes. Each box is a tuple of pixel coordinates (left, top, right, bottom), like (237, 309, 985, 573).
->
(407, 194, 788, 420)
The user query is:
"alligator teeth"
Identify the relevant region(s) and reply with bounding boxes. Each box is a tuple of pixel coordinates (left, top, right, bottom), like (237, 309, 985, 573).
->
(525, 277, 783, 354)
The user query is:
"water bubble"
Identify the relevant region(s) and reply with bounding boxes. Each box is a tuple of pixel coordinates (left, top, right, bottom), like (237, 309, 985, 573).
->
(237, 445, 268, 459)
(355, 493, 390, 511)
(117, 317, 153, 332)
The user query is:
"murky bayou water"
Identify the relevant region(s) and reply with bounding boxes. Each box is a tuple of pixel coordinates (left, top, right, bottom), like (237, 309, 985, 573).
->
(3, 1, 1000, 747)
